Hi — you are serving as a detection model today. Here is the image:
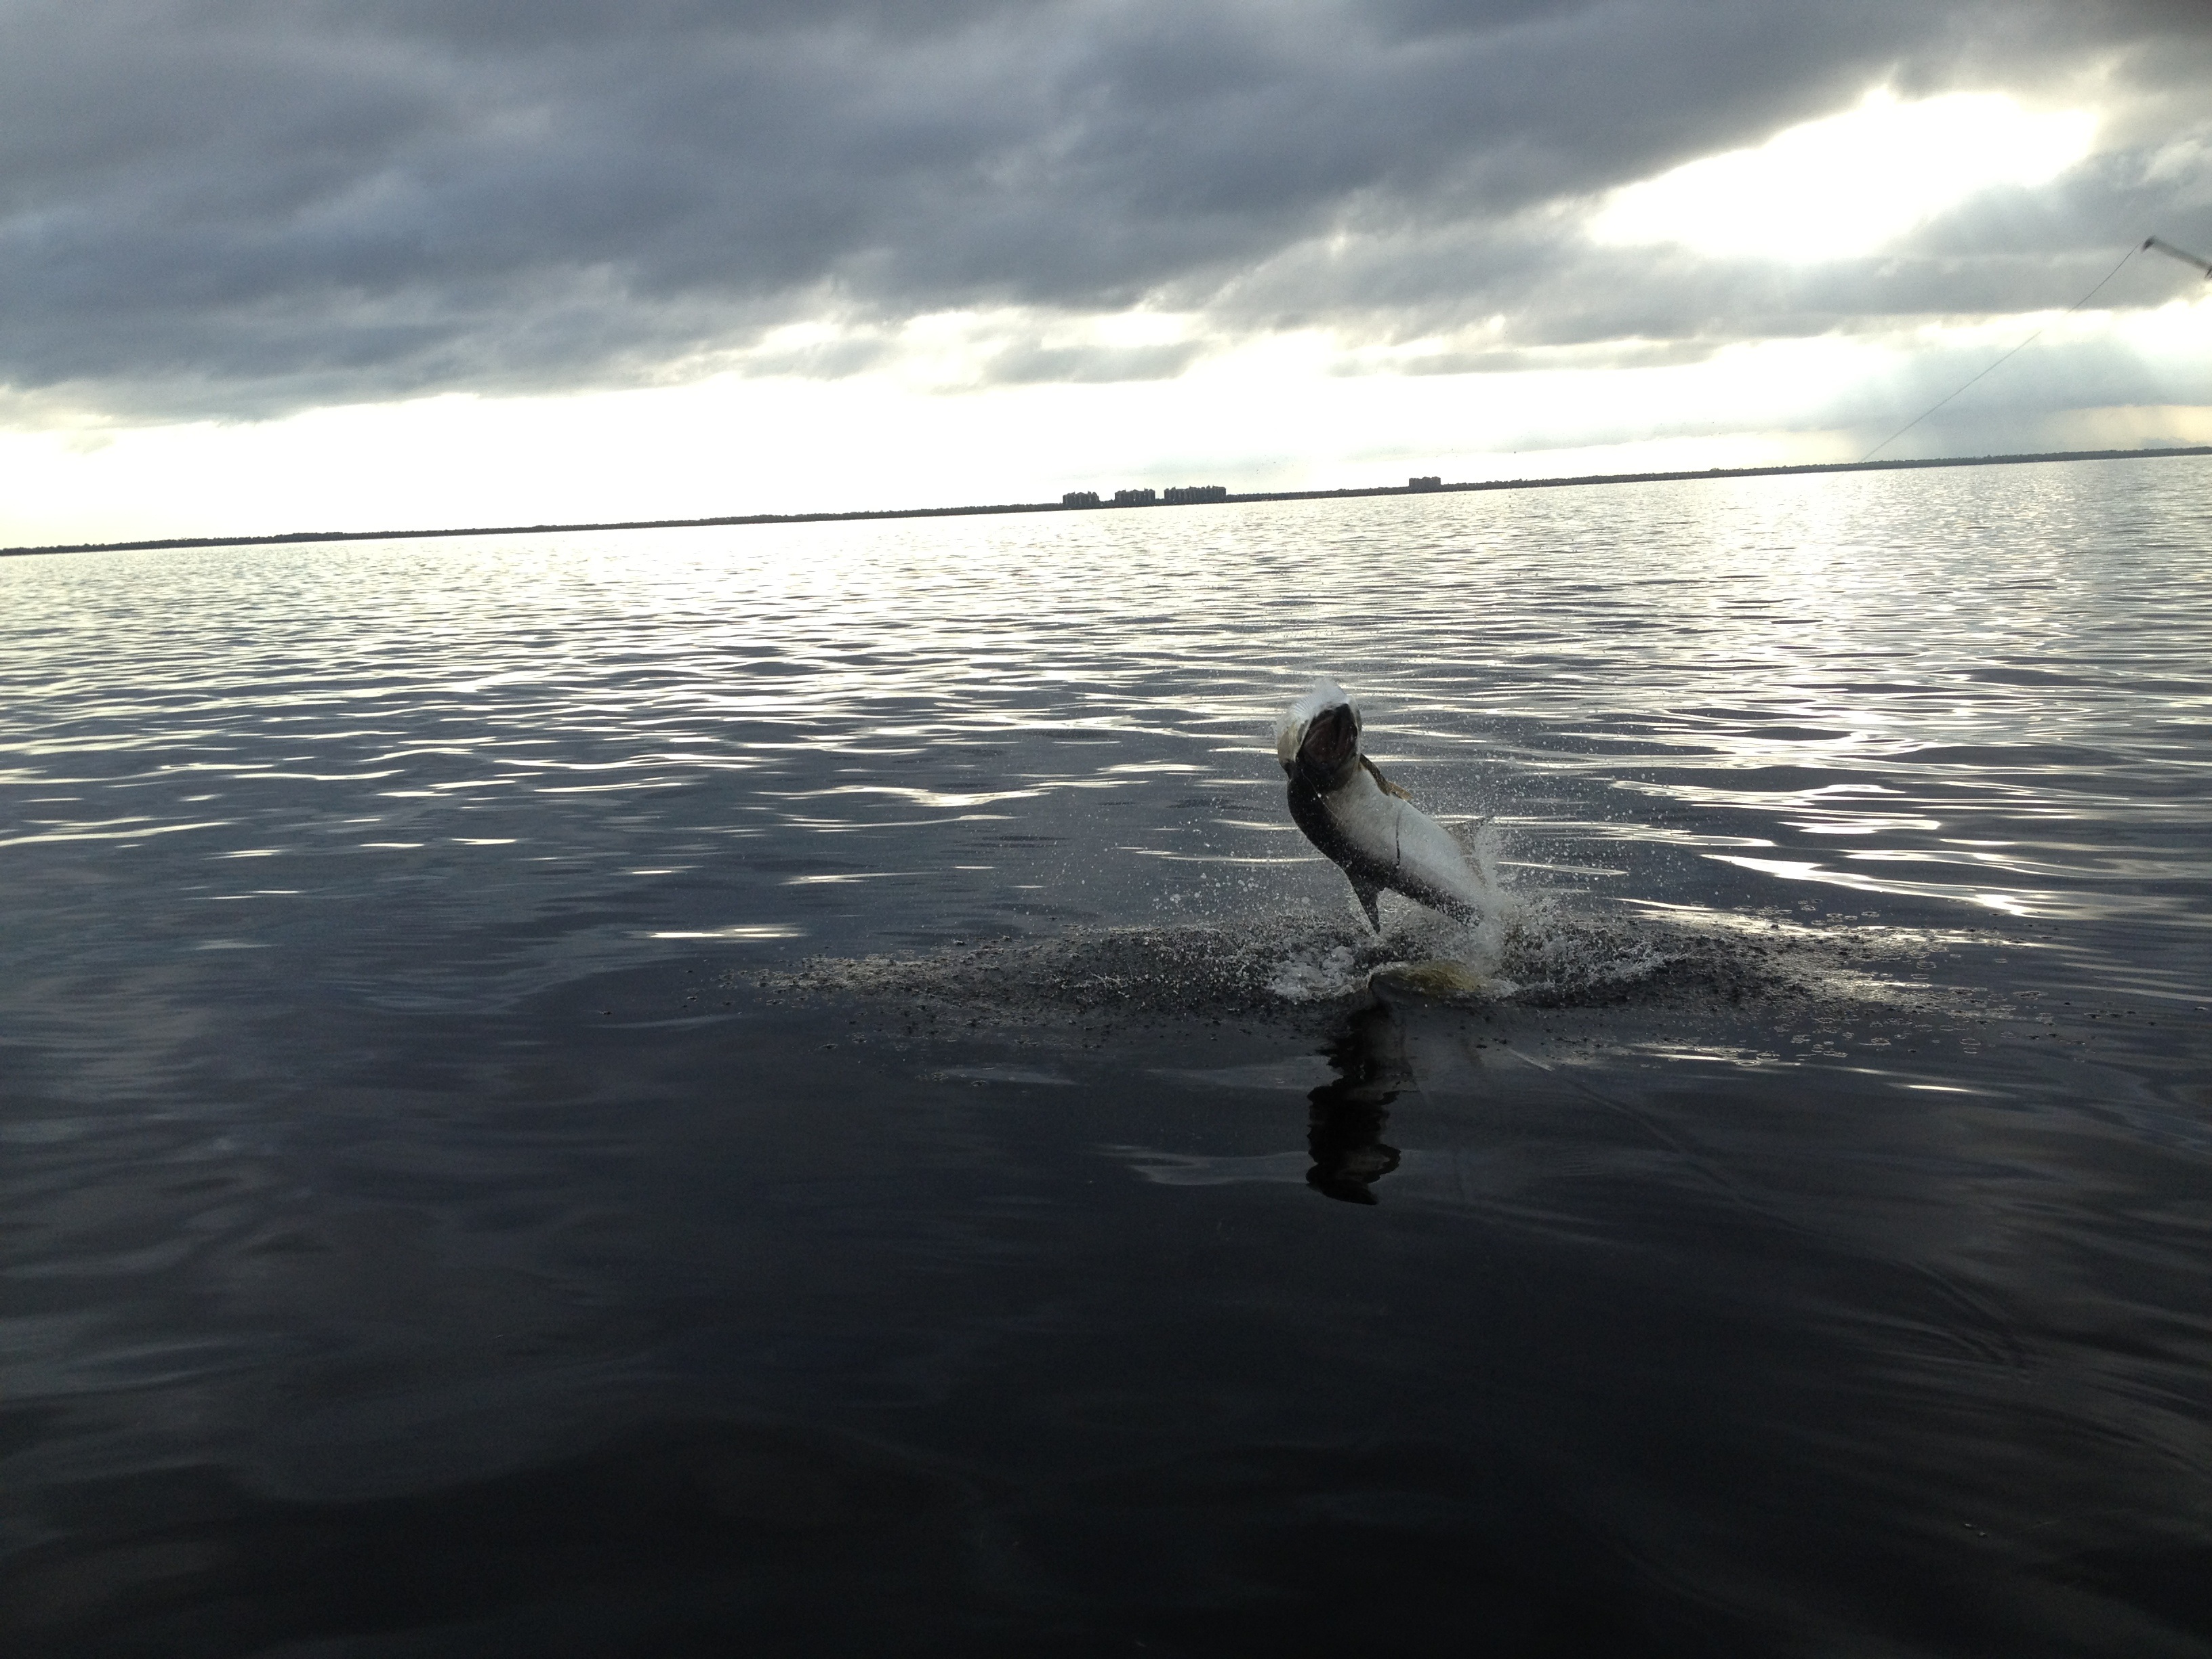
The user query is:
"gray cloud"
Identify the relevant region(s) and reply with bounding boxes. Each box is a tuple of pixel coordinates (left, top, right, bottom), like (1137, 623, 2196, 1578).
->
(2, 0, 2207, 419)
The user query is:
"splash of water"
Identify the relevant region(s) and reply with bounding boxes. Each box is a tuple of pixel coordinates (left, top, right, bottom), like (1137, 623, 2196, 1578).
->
(750, 882, 1946, 1029)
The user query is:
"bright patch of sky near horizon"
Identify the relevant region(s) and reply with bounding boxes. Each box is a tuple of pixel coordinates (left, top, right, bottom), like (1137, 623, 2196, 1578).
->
(1589, 91, 2100, 260)
(5, 85, 2207, 548)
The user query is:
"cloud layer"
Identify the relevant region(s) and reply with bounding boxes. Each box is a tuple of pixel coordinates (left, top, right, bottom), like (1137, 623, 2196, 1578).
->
(4, 0, 2209, 420)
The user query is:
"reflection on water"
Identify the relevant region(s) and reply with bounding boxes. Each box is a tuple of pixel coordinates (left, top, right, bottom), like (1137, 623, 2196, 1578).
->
(3, 457, 2211, 1655)
(3, 455, 2208, 1035)
(1306, 1005, 1408, 1204)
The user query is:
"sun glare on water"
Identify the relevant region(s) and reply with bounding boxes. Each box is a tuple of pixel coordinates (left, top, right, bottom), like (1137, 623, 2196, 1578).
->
(1589, 89, 2097, 262)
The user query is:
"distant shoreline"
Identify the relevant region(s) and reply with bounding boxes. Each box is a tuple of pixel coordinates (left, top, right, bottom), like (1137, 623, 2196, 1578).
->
(6, 444, 2207, 559)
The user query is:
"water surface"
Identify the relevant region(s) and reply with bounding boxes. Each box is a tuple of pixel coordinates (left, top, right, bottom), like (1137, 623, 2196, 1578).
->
(3, 456, 2209, 1655)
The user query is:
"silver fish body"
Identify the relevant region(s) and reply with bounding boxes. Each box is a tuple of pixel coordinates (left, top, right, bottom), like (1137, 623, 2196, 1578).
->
(1275, 677, 1488, 930)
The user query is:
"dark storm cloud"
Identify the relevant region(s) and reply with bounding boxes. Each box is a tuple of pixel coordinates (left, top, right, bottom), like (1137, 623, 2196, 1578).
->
(2, 0, 2207, 417)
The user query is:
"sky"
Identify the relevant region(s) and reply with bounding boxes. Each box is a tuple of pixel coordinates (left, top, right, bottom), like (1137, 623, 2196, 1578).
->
(3, 0, 2209, 547)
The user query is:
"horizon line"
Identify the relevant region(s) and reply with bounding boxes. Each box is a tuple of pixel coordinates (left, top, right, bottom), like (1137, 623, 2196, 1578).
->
(6, 443, 2208, 559)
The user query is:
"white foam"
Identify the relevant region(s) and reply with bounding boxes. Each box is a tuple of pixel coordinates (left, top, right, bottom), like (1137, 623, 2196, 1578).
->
(753, 886, 1943, 1027)
(1265, 943, 1367, 1002)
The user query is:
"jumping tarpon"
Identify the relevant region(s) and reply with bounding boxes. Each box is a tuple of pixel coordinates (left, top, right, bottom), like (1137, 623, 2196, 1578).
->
(1275, 677, 1490, 931)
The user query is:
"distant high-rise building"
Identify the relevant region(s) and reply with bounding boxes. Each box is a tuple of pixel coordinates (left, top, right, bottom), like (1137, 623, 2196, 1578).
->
(1162, 486, 1229, 504)
(1112, 488, 1158, 505)
(1062, 491, 1101, 507)
(1408, 476, 1443, 491)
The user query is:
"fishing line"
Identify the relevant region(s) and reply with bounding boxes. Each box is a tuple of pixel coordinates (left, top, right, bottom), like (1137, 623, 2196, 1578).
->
(1494, 1033, 2026, 1369)
(1863, 236, 2212, 464)
(1858, 233, 2211, 464)
(1860, 241, 2144, 462)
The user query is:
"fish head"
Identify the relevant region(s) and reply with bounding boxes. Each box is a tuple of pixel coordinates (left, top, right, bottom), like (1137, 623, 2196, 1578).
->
(1275, 676, 1363, 792)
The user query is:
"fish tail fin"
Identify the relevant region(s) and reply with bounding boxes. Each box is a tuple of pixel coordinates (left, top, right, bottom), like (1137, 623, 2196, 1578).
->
(1448, 814, 1494, 851)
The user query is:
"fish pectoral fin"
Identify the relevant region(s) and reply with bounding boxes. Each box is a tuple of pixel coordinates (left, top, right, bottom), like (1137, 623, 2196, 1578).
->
(1349, 874, 1384, 931)
(1360, 756, 1413, 800)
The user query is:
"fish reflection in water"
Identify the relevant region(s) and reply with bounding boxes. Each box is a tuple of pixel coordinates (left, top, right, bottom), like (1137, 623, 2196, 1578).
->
(1119, 995, 1489, 1200)
(1306, 1003, 1411, 1205)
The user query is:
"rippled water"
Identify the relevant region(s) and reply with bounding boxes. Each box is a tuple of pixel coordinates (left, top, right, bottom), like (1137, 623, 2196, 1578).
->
(3, 457, 2209, 1656)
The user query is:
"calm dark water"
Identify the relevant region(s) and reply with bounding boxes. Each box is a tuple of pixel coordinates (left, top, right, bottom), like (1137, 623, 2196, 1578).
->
(3, 457, 2209, 1656)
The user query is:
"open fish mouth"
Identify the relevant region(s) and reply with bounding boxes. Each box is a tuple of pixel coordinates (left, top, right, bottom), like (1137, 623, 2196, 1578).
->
(1291, 702, 1361, 791)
